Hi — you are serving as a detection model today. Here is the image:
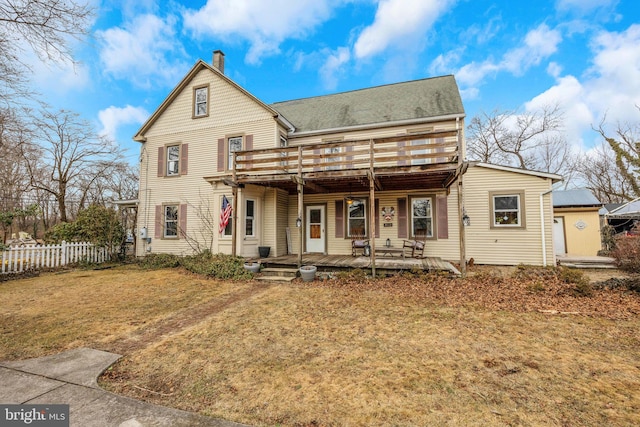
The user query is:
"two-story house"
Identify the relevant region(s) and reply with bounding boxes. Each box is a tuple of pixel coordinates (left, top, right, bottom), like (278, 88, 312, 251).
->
(133, 51, 561, 271)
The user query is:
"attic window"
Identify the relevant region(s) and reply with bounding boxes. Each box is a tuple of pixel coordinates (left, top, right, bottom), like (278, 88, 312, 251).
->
(193, 85, 209, 118)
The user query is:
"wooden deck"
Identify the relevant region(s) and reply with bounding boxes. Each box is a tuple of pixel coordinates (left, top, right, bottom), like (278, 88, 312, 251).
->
(259, 254, 461, 275)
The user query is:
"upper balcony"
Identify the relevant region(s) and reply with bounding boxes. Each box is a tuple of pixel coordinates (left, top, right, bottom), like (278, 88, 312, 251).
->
(230, 129, 463, 194)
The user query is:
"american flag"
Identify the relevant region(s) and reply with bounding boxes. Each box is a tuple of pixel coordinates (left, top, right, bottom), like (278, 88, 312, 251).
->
(219, 195, 232, 234)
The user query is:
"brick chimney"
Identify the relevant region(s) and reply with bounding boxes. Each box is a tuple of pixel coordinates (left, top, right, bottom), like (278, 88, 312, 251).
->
(212, 50, 225, 74)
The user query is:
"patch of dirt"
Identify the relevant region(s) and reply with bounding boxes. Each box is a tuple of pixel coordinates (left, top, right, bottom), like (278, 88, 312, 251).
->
(108, 284, 273, 354)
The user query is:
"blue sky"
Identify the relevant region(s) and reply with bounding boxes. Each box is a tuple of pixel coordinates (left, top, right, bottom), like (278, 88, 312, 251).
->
(27, 0, 640, 164)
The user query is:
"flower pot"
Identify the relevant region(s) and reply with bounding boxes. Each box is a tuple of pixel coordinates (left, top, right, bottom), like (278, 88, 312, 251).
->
(243, 262, 261, 273)
(299, 265, 317, 282)
(258, 246, 271, 258)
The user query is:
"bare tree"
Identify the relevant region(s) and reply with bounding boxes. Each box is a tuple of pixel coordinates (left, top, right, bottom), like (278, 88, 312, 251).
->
(466, 104, 573, 175)
(579, 143, 633, 204)
(20, 108, 123, 222)
(595, 111, 640, 200)
(0, 0, 93, 103)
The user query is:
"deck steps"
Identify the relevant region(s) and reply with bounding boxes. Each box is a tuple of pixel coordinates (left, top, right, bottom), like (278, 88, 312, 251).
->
(256, 267, 299, 284)
(556, 256, 617, 269)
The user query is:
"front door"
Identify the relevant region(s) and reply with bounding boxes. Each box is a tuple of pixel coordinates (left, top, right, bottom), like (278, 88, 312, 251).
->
(306, 205, 325, 253)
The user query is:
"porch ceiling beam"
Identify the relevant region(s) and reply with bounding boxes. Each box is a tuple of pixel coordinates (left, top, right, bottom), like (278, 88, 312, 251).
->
(368, 170, 383, 191)
(442, 161, 469, 188)
(291, 175, 328, 193)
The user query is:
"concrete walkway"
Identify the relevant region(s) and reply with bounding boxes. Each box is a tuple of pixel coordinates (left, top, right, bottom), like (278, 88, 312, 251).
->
(0, 348, 249, 427)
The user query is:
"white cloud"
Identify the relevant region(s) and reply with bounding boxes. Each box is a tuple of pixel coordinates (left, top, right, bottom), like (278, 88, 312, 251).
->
(98, 105, 149, 141)
(29, 57, 91, 95)
(319, 47, 351, 90)
(524, 24, 640, 149)
(353, 0, 455, 59)
(456, 23, 562, 88)
(500, 24, 562, 74)
(97, 14, 189, 88)
(428, 48, 463, 76)
(182, 0, 337, 64)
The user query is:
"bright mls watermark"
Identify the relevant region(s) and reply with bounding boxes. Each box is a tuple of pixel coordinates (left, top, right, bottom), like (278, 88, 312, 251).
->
(1, 405, 69, 426)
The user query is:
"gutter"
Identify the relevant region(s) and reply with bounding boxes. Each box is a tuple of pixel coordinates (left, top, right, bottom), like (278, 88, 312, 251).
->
(285, 113, 466, 139)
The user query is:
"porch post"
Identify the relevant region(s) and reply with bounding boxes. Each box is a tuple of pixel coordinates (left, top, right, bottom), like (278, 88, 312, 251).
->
(231, 152, 238, 257)
(457, 120, 467, 277)
(369, 138, 376, 277)
(297, 146, 303, 268)
(231, 187, 238, 256)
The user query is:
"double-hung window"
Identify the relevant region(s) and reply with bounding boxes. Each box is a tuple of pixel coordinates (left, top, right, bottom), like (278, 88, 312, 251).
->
(166, 145, 180, 176)
(347, 198, 367, 237)
(492, 193, 523, 227)
(410, 197, 433, 237)
(164, 205, 179, 238)
(245, 199, 255, 237)
(228, 136, 243, 170)
(193, 85, 208, 118)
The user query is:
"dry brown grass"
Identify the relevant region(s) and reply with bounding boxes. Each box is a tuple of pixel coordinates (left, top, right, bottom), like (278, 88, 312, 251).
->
(0, 265, 253, 360)
(2, 265, 640, 426)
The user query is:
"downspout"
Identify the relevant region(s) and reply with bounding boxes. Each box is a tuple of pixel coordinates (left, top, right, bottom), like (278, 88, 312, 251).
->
(540, 187, 554, 266)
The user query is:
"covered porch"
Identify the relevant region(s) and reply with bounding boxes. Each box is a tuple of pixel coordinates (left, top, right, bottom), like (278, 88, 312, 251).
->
(226, 128, 468, 275)
(259, 253, 461, 276)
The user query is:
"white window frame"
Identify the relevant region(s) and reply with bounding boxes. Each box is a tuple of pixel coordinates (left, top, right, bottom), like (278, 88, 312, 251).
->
(492, 193, 523, 228)
(193, 85, 208, 118)
(347, 198, 367, 237)
(245, 199, 256, 237)
(228, 136, 243, 170)
(164, 205, 179, 238)
(410, 196, 433, 238)
(166, 145, 180, 176)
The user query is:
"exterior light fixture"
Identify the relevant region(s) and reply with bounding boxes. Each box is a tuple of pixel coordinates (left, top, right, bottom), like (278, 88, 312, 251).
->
(296, 217, 302, 228)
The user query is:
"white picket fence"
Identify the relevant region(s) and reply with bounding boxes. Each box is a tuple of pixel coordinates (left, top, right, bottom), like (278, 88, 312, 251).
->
(1, 241, 114, 275)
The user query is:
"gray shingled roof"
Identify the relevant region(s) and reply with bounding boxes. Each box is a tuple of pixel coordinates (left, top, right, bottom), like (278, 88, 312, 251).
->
(553, 189, 601, 207)
(270, 75, 464, 134)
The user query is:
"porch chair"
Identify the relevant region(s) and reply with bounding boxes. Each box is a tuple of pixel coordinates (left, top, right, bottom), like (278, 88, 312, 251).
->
(351, 234, 369, 256)
(403, 233, 427, 258)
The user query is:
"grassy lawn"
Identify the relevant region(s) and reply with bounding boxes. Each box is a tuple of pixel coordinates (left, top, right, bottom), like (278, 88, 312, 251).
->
(2, 265, 640, 426)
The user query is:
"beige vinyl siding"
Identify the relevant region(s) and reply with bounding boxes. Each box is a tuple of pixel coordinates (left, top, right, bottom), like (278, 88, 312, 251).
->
(289, 121, 460, 146)
(463, 165, 555, 266)
(136, 66, 281, 257)
(285, 190, 460, 257)
(145, 68, 275, 138)
(276, 189, 289, 256)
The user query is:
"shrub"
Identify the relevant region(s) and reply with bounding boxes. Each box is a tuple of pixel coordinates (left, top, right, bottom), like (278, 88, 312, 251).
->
(558, 267, 589, 287)
(138, 253, 181, 269)
(180, 252, 253, 280)
(511, 264, 559, 281)
(611, 235, 640, 273)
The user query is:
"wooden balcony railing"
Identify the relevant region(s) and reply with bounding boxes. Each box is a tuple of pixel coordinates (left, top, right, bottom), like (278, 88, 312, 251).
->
(233, 129, 460, 178)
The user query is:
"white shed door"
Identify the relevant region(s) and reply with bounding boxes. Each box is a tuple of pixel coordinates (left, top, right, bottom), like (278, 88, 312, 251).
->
(553, 217, 566, 255)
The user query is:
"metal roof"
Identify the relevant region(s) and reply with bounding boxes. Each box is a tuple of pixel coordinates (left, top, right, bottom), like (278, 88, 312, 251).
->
(607, 198, 640, 218)
(553, 189, 601, 207)
(270, 75, 464, 134)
